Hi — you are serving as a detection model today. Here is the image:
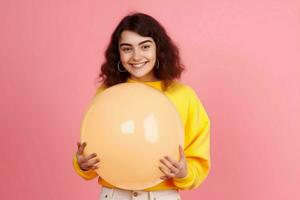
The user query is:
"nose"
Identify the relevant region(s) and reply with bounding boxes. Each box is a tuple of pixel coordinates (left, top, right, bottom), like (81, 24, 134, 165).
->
(132, 48, 142, 61)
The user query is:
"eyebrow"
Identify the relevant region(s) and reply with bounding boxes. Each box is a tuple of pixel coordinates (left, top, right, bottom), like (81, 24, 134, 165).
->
(119, 40, 153, 47)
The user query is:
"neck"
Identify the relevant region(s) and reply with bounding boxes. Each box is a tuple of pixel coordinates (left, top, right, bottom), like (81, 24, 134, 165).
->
(130, 74, 159, 82)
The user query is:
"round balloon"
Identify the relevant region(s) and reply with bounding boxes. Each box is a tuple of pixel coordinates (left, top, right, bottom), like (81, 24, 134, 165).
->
(81, 82, 184, 190)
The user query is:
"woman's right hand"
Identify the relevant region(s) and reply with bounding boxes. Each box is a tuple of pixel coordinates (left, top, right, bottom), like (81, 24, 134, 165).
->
(76, 142, 100, 171)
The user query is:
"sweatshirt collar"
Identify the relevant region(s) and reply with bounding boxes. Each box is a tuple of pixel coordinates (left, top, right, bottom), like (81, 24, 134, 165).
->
(127, 78, 163, 91)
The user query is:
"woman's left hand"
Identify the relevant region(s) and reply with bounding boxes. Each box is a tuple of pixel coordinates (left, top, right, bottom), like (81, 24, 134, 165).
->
(159, 145, 187, 180)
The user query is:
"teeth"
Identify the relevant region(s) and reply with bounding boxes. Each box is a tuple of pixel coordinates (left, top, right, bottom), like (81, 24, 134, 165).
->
(132, 62, 146, 68)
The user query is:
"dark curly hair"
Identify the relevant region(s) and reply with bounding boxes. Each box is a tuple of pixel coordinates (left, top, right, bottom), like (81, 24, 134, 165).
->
(98, 12, 184, 90)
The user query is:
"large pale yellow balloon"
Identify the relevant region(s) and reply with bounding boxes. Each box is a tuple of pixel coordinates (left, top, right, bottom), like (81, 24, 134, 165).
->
(81, 82, 184, 190)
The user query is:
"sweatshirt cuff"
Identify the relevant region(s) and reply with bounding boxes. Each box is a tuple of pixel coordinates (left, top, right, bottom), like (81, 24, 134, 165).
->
(72, 154, 98, 180)
(173, 164, 194, 190)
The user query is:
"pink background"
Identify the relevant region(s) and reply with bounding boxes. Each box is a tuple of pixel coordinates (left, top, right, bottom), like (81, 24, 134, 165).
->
(1, 0, 299, 199)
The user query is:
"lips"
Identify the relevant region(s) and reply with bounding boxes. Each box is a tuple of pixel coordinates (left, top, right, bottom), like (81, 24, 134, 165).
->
(130, 61, 148, 68)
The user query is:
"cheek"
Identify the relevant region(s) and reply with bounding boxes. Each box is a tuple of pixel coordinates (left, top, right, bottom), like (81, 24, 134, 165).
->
(119, 53, 130, 63)
(143, 52, 155, 61)
(148, 49, 157, 60)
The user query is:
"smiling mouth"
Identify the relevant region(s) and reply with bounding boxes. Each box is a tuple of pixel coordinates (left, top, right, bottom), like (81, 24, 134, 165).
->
(131, 62, 148, 68)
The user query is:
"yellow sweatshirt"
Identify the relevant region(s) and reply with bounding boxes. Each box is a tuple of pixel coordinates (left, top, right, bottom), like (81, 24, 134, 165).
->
(73, 78, 211, 190)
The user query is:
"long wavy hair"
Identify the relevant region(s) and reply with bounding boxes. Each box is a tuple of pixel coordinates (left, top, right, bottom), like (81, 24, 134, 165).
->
(98, 12, 184, 90)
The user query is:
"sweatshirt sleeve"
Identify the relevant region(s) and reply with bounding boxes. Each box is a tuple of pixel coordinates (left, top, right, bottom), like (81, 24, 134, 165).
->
(72, 85, 106, 180)
(173, 88, 211, 190)
(72, 154, 98, 180)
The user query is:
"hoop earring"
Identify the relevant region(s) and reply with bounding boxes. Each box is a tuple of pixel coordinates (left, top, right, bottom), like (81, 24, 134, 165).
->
(156, 60, 160, 69)
(117, 61, 127, 72)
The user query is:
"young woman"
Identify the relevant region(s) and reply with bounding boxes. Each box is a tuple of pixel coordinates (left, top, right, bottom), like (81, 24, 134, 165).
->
(73, 12, 211, 200)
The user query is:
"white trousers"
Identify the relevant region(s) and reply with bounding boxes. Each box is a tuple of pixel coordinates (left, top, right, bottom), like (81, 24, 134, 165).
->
(99, 186, 181, 200)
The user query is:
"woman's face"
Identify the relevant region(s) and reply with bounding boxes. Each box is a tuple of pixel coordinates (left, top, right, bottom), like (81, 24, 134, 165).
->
(118, 30, 157, 82)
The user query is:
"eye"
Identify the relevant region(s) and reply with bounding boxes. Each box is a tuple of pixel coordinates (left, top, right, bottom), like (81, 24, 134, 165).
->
(142, 45, 150, 50)
(122, 47, 132, 52)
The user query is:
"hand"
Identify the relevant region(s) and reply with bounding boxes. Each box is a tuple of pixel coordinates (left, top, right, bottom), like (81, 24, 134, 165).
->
(159, 145, 187, 180)
(76, 142, 100, 171)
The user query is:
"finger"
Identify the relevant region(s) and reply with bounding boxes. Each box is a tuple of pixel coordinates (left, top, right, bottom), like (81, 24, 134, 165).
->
(179, 145, 185, 161)
(82, 157, 100, 168)
(91, 165, 99, 170)
(160, 176, 167, 180)
(78, 142, 86, 155)
(160, 175, 169, 180)
(164, 156, 180, 168)
(89, 158, 100, 166)
(76, 142, 82, 156)
(85, 153, 98, 161)
(80, 162, 90, 170)
(81, 162, 96, 171)
(159, 166, 175, 178)
(160, 158, 179, 174)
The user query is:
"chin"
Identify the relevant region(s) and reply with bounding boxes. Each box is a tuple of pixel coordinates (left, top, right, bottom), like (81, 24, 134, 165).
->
(129, 68, 152, 77)
(130, 73, 148, 79)
(131, 71, 154, 80)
